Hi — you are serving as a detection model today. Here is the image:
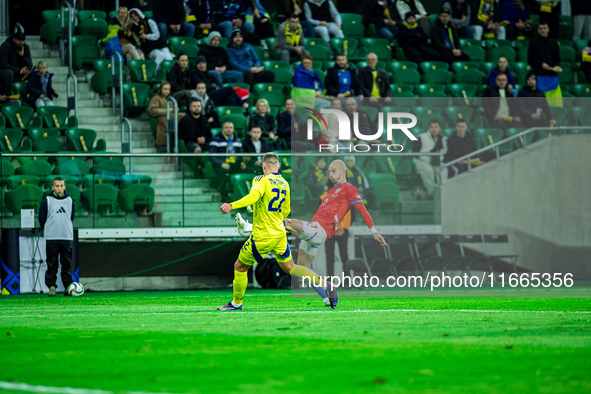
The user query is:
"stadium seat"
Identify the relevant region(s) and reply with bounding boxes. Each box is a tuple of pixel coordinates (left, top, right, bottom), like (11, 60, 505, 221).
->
(264, 37, 279, 60)
(0, 159, 15, 185)
(559, 46, 576, 64)
(451, 61, 481, 73)
(0, 128, 25, 152)
(306, 45, 330, 62)
(45, 174, 79, 188)
(392, 69, 421, 85)
(486, 46, 516, 63)
(127, 60, 165, 85)
(82, 183, 118, 214)
(122, 83, 150, 112)
(513, 62, 532, 85)
(76, 10, 106, 22)
(340, 14, 364, 38)
(359, 38, 392, 61)
(449, 83, 479, 99)
(559, 20, 573, 40)
(273, 68, 294, 88)
(257, 91, 286, 108)
(90, 59, 125, 95)
(536, 128, 566, 140)
(390, 84, 415, 95)
(40, 12, 74, 45)
(514, 39, 529, 62)
(252, 83, 285, 96)
(462, 46, 486, 63)
(416, 84, 446, 97)
(83, 174, 117, 188)
(231, 173, 253, 200)
(118, 183, 155, 213)
(120, 174, 152, 188)
(460, 38, 482, 48)
(15, 160, 53, 178)
(369, 177, 400, 213)
(262, 60, 290, 70)
(504, 127, 529, 150)
(33, 135, 63, 153)
(1, 106, 41, 130)
(441, 127, 456, 138)
(252, 45, 266, 63)
(29, 128, 61, 141)
(452, 69, 484, 85)
(5, 184, 44, 213)
(11, 82, 29, 104)
(572, 84, 591, 97)
(92, 159, 126, 178)
(329, 38, 359, 58)
(36, 106, 78, 132)
(220, 113, 247, 137)
(6, 175, 41, 189)
(473, 128, 504, 149)
(52, 160, 90, 183)
(304, 38, 328, 48)
(444, 107, 474, 123)
(484, 39, 512, 49)
(215, 106, 244, 118)
(389, 61, 418, 73)
(420, 61, 449, 72)
(423, 69, 452, 85)
(66, 35, 101, 71)
(170, 39, 200, 63)
(65, 129, 106, 152)
(75, 18, 108, 38)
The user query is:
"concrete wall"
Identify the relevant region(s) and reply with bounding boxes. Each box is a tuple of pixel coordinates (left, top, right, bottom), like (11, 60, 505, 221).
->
(441, 135, 591, 279)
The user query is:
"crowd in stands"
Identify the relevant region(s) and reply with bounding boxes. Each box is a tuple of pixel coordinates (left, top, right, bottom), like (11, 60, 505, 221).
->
(3, 0, 591, 201)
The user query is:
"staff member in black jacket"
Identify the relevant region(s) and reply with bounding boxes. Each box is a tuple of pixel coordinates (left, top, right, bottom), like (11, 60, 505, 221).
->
(39, 178, 75, 297)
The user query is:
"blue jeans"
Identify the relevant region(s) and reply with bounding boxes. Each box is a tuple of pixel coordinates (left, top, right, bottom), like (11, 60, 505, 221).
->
(157, 23, 196, 40)
(378, 26, 398, 41)
(301, 20, 314, 38)
(209, 70, 244, 85)
(218, 21, 255, 38)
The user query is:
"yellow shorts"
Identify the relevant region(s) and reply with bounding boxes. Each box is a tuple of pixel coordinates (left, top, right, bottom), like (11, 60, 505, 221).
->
(238, 235, 292, 265)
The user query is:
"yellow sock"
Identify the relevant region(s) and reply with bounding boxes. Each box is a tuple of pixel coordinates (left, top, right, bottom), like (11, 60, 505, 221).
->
(232, 270, 248, 305)
(290, 265, 323, 287)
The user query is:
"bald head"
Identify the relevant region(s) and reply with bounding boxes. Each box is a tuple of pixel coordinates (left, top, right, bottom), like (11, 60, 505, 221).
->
(328, 159, 347, 184)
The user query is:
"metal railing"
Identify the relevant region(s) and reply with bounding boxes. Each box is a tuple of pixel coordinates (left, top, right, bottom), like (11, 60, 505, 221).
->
(441, 126, 591, 178)
(165, 96, 180, 170)
(111, 51, 133, 162)
(60, 1, 78, 120)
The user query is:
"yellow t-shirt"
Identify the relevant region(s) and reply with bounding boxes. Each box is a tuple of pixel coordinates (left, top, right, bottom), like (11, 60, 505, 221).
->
(371, 70, 381, 98)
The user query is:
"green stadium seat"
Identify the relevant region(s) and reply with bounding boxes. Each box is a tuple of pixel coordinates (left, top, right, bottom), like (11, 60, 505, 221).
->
(92, 159, 126, 178)
(574, 39, 588, 53)
(65, 129, 106, 152)
(504, 127, 531, 149)
(417, 84, 446, 97)
(453, 69, 484, 85)
(0, 128, 24, 152)
(66, 35, 101, 71)
(420, 61, 449, 73)
(28, 128, 61, 141)
(370, 179, 400, 213)
(513, 62, 532, 85)
(423, 69, 452, 85)
(559, 20, 573, 40)
(473, 128, 504, 149)
(91, 59, 125, 95)
(33, 136, 63, 153)
(359, 38, 392, 61)
(486, 46, 516, 63)
(83, 174, 117, 188)
(514, 39, 529, 62)
(559, 46, 576, 63)
(1, 106, 41, 130)
(460, 38, 482, 48)
(6, 175, 41, 189)
(40, 12, 74, 45)
(127, 60, 165, 85)
(389, 61, 418, 72)
(36, 106, 78, 131)
(220, 113, 247, 136)
(304, 38, 328, 48)
(118, 183, 155, 213)
(264, 37, 279, 60)
(82, 183, 118, 214)
(444, 107, 474, 123)
(307, 45, 330, 62)
(1, 159, 15, 185)
(170, 39, 200, 63)
(462, 46, 486, 63)
(536, 128, 566, 140)
(11, 82, 29, 104)
(252, 83, 285, 96)
(390, 84, 415, 95)
(15, 160, 53, 178)
(273, 68, 294, 88)
(340, 14, 364, 38)
(52, 160, 90, 183)
(262, 60, 290, 70)
(5, 184, 44, 213)
(449, 83, 479, 98)
(231, 173, 254, 200)
(441, 127, 456, 138)
(451, 61, 481, 73)
(75, 18, 108, 38)
(252, 45, 265, 63)
(392, 69, 420, 85)
(122, 83, 150, 112)
(45, 174, 79, 189)
(120, 174, 152, 188)
(215, 106, 244, 118)
(329, 38, 359, 58)
(484, 39, 512, 49)
(76, 10, 106, 22)
(42, 10, 64, 22)
(257, 91, 286, 108)
(572, 84, 591, 97)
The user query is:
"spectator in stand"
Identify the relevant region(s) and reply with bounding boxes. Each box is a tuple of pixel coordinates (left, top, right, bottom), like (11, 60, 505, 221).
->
(396, 0, 431, 36)
(303, 0, 344, 48)
(471, 0, 506, 40)
(444, 118, 479, 178)
(358, 53, 393, 104)
(246, 0, 275, 40)
(227, 29, 275, 85)
(277, 98, 297, 148)
(517, 71, 556, 128)
(482, 71, 522, 129)
(582, 40, 591, 83)
(129, 9, 174, 72)
(199, 32, 244, 85)
(149, 81, 186, 151)
(209, 121, 246, 201)
(325, 53, 360, 98)
(528, 21, 561, 92)
(277, 0, 315, 38)
(572, 0, 591, 41)
(216, 0, 255, 39)
(167, 53, 194, 108)
(486, 56, 516, 90)
(248, 98, 279, 147)
(108, 6, 141, 61)
(153, 0, 196, 39)
(191, 56, 248, 107)
(398, 12, 440, 64)
(534, 0, 559, 40)
(293, 55, 326, 102)
(412, 119, 448, 200)
(26, 61, 57, 108)
(276, 14, 309, 63)
(191, 82, 221, 128)
(442, 0, 475, 39)
(500, 0, 532, 40)
(0, 23, 32, 103)
(185, 0, 216, 40)
(243, 126, 271, 173)
(431, 8, 471, 64)
(364, 0, 401, 42)
(308, 156, 329, 197)
(179, 98, 212, 153)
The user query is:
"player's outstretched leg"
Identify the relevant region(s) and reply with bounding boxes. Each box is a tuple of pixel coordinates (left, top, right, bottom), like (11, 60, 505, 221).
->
(279, 260, 338, 309)
(235, 213, 252, 235)
(218, 259, 249, 311)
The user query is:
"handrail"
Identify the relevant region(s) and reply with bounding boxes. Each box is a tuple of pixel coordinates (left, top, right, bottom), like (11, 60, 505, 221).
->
(111, 51, 124, 117)
(441, 126, 591, 177)
(65, 73, 78, 120)
(60, 1, 74, 70)
(165, 96, 180, 170)
(121, 117, 133, 173)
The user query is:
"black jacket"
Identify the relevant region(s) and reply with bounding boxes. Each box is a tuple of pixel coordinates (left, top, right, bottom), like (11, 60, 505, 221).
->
(26, 71, 56, 105)
(398, 23, 430, 47)
(363, 0, 401, 30)
(571, 0, 591, 16)
(0, 35, 33, 75)
(178, 114, 212, 149)
(248, 113, 276, 136)
(357, 67, 392, 98)
(444, 132, 477, 162)
(430, 18, 462, 55)
(153, 0, 186, 26)
(191, 69, 221, 92)
(168, 64, 193, 93)
(199, 45, 231, 70)
(325, 65, 360, 97)
(528, 36, 560, 77)
(517, 85, 552, 120)
(243, 137, 271, 154)
(482, 85, 517, 119)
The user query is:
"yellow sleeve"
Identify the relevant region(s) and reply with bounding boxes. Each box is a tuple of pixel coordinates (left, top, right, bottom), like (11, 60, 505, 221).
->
(282, 186, 291, 219)
(583, 50, 591, 63)
(231, 176, 265, 209)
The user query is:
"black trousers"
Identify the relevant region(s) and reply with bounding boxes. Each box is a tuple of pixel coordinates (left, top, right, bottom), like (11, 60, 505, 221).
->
(241, 70, 276, 86)
(325, 230, 349, 278)
(401, 45, 440, 64)
(45, 242, 73, 289)
(0, 69, 13, 96)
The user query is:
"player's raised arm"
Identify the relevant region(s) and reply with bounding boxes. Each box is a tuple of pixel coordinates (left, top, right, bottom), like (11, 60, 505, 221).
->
(221, 177, 265, 214)
(351, 197, 387, 247)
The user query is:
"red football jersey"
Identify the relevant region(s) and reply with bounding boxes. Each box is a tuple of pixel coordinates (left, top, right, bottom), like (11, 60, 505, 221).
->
(311, 183, 366, 239)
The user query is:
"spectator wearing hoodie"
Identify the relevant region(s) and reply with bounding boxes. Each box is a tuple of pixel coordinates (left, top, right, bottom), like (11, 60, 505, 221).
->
(152, 0, 196, 39)
(227, 29, 275, 85)
(199, 31, 244, 85)
(191, 56, 246, 107)
(430, 8, 471, 64)
(26, 61, 57, 107)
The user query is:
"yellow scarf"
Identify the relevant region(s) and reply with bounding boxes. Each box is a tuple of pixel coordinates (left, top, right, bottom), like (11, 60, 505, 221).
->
(403, 21, 418, 29)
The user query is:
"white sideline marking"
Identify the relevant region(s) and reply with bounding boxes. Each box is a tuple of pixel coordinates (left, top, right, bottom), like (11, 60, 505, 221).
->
(1, 309, 590, 319)
(0, 381, 176, 394)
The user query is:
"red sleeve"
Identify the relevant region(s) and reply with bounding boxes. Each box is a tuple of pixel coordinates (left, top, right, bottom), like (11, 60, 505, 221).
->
(348, 185, 374, 228)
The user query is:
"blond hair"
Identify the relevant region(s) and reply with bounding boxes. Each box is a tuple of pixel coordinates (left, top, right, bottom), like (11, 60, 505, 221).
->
(263, 152, 279, 167)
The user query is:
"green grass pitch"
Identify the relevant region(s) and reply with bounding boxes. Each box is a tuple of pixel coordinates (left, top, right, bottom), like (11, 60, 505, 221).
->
(1, 289, 590, 393)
